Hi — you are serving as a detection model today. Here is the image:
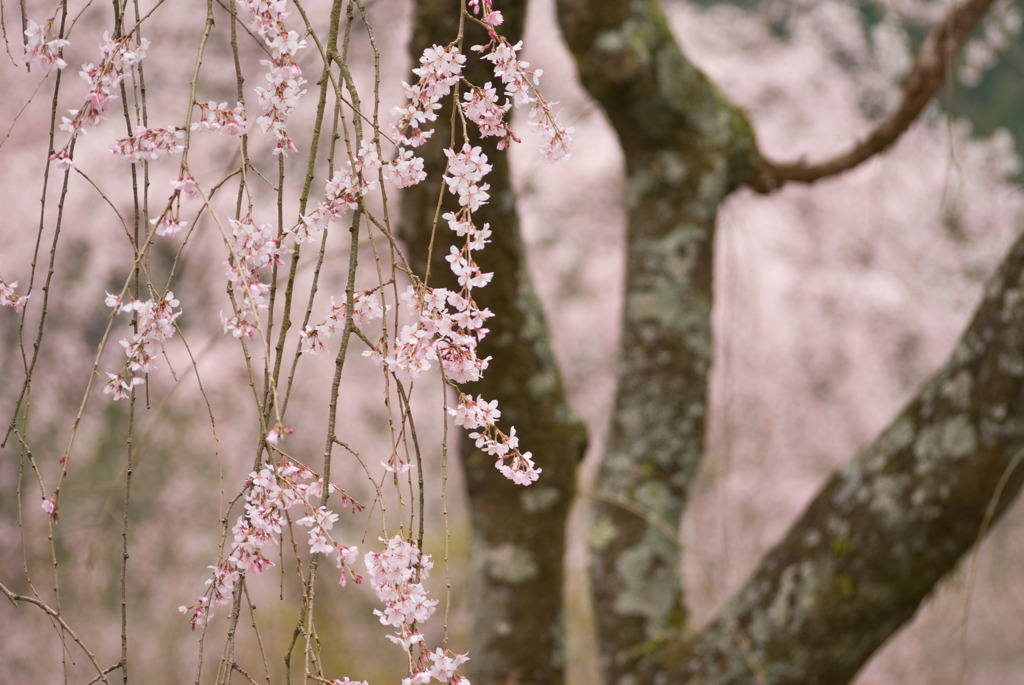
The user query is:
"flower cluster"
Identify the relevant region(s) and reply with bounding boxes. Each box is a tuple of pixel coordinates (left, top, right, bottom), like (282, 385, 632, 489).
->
(294, 142, 382, 242)
(391, 44, 466, 148)
(462, 83, 517, 149)
(381, 43, 478, 192)
(362, 138, 537, 485)
(24, 18, 69, 72)
(239, 0, 307, 154)
(472, 37, 573, 162)
(364, 536, 470, 685)
(180, 460, 361, 629)
(443, 143, 492, 211)
(300, 291, 387, 354)
(192, 100, 247, 136)
(103, 291, 181, 400)
(383, 147, 428, 189)
(56, 32, 150, 149)
(451, 394, 540, 485)
(222, 216, 288, 339)
(146, 175, 197, 239)
(373, 284, 493, 385)
(0, 271, 29, 314)
(110, 125, 184, 162)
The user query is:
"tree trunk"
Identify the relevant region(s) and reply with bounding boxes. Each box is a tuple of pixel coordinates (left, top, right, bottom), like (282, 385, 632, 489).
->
(658, 220, 1024, 683)
(555, 0, 759, 681)
(556, 0, 1024, 684)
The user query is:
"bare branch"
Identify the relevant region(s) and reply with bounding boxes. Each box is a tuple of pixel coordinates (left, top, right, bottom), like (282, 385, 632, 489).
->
(755, 0, 998, 190)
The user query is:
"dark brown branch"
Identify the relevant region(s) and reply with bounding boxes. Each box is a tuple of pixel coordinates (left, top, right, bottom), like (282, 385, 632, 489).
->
(755, 0, 998, 191)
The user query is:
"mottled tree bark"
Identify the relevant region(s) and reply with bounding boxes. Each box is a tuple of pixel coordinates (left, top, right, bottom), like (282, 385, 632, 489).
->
(405, 0, 1021, 683)
(555, 1, 1024, 685)
(555, 1, 759, 682)
(399, 3, 587, 684)
(657, 223, 1024, 684)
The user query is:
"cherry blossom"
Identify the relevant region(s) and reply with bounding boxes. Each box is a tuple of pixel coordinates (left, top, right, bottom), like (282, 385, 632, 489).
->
(222, 216, 288, 339)
(443, 144, 492, 211)
(299, 291, 387, 354)
(468, 0, 503, 39)
(0, 272, 29, 313)
(364, 536, 471, 684)
(181, 460, 361, 629)
(370, 284, 492, 385)
(192, 100, 247, 135)
(389, 44, 466, 147)
(383, 148, 428, 188)
(41, 497, 58, 521)
(103, 291, 181, 400)
(293, 141, 382, 242)
(427, 648, 471, 684)
(530, 104, 575, 163)
(238, 0, 307, 154)
(461, 83, 517, 149)
(254, 59, 306, 155)
(110, 125, 184, 162)
(365, 540, 435, 633)
(171, 174, 199, 198)
(24, 19, 69, 72)
(472, 36, 574, 161)
(450, 394, 541, 484)
(150, 211, 188, 238)
(59, 32, 150, 137)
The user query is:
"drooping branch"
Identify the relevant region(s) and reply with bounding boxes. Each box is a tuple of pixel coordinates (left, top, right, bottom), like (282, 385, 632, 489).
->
(755, 0, 998, 190)
(398, 3, 587, 684)
(555, 1, 759, 682)
(656, 223, 1024, 684)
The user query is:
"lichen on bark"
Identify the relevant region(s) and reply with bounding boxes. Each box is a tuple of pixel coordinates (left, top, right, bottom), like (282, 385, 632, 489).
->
(658, 225, 1024, 685)
(555, 0, 762, 681)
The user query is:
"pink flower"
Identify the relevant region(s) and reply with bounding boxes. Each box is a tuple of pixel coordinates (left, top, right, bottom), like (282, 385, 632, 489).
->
(265, 425, 293, 446)
(181, 459, 361, 629)
(0, 275, 29, 313)
(383, 148, 428, 188)
(530, 103, 575, 162)
(24, 19, 69, 72)
(237, 1, 307, 154)
(193, 101, 247, 135)
(390, 45, 466, 147)
(299, 292, 387, 354)
(150, 212, 187, 237)
(222, 217, 287, 339)
(443, 144, 492, 211)
(110, 125, 184, 162)
(462, 83, 517, 148)
(103, 291, 181, 401)
(428, 648, 470, 683)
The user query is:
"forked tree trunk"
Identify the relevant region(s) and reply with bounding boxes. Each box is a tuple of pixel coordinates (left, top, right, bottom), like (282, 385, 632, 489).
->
(405, 1, 1024, 684)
